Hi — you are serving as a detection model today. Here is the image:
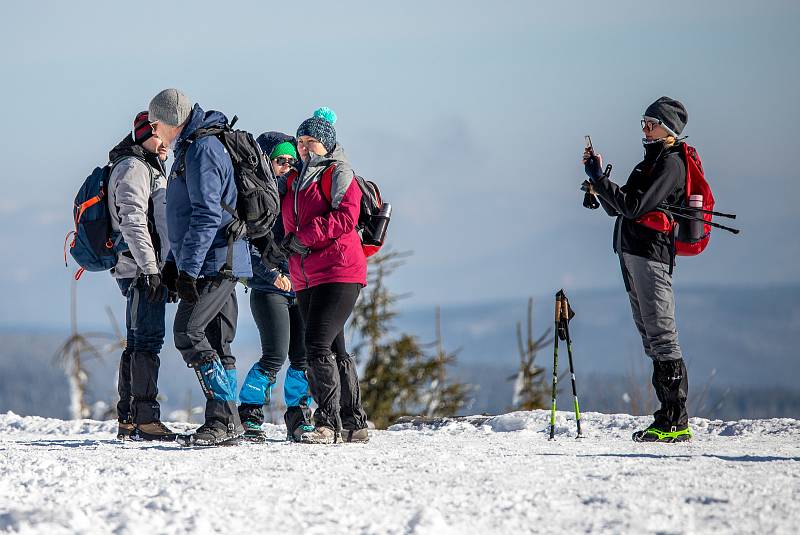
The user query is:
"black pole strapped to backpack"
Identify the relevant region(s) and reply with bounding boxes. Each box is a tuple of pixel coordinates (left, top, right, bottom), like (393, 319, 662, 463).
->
(660, 205, 740, 234)
(661, 203, 737, 220)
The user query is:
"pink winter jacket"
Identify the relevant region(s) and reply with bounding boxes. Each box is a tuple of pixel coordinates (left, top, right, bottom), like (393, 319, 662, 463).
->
(281, 144, 367, 291)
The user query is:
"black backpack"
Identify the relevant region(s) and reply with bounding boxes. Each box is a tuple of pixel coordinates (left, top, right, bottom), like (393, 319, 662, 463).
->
(179, 116, 280, 276)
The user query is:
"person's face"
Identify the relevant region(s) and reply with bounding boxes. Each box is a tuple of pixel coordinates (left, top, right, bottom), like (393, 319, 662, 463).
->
(152, 121, 182, 148)
(270, 155, 296, 176)
(641, 119, 671, 141)
(142, 133, 168, 161)
(297, 135, 327, 161)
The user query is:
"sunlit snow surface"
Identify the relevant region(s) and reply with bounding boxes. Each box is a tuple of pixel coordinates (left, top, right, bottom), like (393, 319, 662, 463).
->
(1, 410, 798, 534)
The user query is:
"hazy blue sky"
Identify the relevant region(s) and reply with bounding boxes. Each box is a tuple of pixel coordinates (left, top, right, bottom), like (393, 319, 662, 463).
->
(1, 0, 798, 328)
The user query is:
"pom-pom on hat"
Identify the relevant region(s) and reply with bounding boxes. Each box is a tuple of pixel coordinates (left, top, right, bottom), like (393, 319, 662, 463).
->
(297, 107, 337, 153)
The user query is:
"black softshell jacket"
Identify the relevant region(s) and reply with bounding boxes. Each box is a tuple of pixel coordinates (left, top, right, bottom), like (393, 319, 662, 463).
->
(592, 142, 686, 265)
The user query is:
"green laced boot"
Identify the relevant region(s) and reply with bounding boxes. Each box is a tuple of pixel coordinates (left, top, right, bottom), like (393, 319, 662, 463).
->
(632, 425, 692, 443)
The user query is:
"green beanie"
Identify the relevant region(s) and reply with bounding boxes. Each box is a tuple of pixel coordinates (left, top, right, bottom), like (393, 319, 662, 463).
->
(269, 141, 297, 160)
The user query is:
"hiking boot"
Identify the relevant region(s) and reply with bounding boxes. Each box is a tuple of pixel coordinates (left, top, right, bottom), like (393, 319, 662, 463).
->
(632, 425, 692, 443)
(284, 405, 314, 442)
(242, 420, 267, 443)
(341, 428, 370, 443)
(134, 421, 177, 442)
(177, 422, 243, 447)
(288, 423, 316, 442)
(117, 420, 135, 441)
(298, 425, 338, 444)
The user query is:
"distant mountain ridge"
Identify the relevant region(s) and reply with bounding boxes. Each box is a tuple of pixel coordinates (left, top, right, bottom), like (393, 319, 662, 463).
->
(1, 283, 797, 421)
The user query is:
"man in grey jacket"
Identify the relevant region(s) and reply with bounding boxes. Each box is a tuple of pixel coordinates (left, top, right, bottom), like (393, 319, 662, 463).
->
(108, 111, 177, 441)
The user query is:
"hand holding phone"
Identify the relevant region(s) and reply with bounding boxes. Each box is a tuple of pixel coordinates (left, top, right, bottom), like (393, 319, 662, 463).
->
(583, 135, 604, 180)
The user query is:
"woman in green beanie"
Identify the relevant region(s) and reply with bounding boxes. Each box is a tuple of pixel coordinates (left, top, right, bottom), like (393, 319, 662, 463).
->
(236, 132, 313, 442)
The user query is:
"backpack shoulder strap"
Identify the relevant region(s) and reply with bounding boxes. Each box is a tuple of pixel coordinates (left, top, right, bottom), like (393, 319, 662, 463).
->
(190, 125, 228, 141)
(109, 155, 156, 208)
(320, 164, 336, 205)
(175, 125, 228, 175)
(285, 169, 299, 192)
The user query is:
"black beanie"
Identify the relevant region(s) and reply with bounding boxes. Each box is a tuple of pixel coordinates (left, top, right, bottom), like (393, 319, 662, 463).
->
(644, 96, 688, 137)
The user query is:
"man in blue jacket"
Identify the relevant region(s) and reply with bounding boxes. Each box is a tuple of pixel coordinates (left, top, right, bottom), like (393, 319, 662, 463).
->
(149, 88, 252, 446)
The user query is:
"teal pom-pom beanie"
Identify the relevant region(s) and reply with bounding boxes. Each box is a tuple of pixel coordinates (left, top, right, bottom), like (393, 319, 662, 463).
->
(297, 106, 337, 152)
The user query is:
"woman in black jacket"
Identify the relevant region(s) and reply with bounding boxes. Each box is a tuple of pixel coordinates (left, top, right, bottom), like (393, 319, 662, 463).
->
(583, 96, 692, 443)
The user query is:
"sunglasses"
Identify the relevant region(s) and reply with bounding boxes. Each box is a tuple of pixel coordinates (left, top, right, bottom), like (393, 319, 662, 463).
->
(273, 156, 296, 166)
(641, 118, 662, 130)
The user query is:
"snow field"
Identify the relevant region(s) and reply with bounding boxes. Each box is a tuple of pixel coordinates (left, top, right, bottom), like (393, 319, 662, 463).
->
(0, 410, 798, 534)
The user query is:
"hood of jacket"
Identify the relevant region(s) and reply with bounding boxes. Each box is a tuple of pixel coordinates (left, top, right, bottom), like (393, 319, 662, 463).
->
(295, 143, 354, 208)
(175, 104, 229, 153)
(109, 134, 165, 175)
(256, 131, 295, 157)
(297, 143, 350, 186)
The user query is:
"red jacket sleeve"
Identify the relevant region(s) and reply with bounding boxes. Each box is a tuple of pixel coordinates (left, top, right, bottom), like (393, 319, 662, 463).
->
(295, 176, 362, 248)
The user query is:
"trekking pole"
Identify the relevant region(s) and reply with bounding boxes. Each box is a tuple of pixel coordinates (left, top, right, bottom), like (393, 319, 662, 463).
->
(660, 209, 741, 234)
(660, 203, 737, 220)
(559, 291, 584, 438)
(549, 293, 561, 440)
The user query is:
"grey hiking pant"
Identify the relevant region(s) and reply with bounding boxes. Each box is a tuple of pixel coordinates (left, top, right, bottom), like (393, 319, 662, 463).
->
(621, 253, 683, 362)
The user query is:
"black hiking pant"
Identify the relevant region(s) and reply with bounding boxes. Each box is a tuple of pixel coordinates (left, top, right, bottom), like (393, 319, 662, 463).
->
(296, 282, 367, 431)
(173, 277, 241, 429)
(250, 290, 306, 374)
(239, 290, 308, 426)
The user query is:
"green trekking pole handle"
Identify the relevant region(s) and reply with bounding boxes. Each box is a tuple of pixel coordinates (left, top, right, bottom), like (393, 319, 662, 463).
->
(560, 292, 584, 438)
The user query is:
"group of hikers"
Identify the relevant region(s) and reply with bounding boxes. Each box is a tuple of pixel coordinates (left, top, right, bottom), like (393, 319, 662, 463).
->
(93, 87, 699, 446)
(107, 89, 368, 446)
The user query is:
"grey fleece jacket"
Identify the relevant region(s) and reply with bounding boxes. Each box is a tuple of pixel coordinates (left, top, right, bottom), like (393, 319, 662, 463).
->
(108, 157, 169, 278)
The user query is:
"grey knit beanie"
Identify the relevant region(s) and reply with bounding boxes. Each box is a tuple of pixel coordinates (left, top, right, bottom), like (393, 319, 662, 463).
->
(643, 96, 688, 137)
(148, 88, 193, 126)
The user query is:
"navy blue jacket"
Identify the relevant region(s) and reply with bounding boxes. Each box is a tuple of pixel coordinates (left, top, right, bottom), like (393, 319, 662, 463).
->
(166, 104, 252, 278)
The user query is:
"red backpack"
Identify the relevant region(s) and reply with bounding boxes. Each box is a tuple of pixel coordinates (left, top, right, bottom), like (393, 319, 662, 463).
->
(287, 165, 389, 258)
(635, 144, 714, 257)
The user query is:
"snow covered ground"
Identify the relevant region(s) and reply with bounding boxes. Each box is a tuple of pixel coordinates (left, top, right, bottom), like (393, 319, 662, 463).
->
(0, 410, 798, 535)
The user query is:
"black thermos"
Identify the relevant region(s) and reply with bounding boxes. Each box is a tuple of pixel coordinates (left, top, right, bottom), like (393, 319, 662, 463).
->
(370, 202, 392, 245)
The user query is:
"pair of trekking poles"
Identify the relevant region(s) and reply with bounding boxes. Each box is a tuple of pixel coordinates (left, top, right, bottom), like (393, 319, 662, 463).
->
(549, 289, 584, 439)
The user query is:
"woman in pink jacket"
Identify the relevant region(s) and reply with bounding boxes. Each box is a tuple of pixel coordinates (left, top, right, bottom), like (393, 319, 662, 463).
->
(281, 107, 368, 444)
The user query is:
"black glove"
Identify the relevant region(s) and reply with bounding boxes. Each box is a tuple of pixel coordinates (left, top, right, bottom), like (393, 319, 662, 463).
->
(140, 273, 164, 303)
(261, 239, 288, 270)
(281, 233, 311, 257)
(584, 154, 604, 183)
(177, 271, 200, 304)
(161, 260, 179, 303)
